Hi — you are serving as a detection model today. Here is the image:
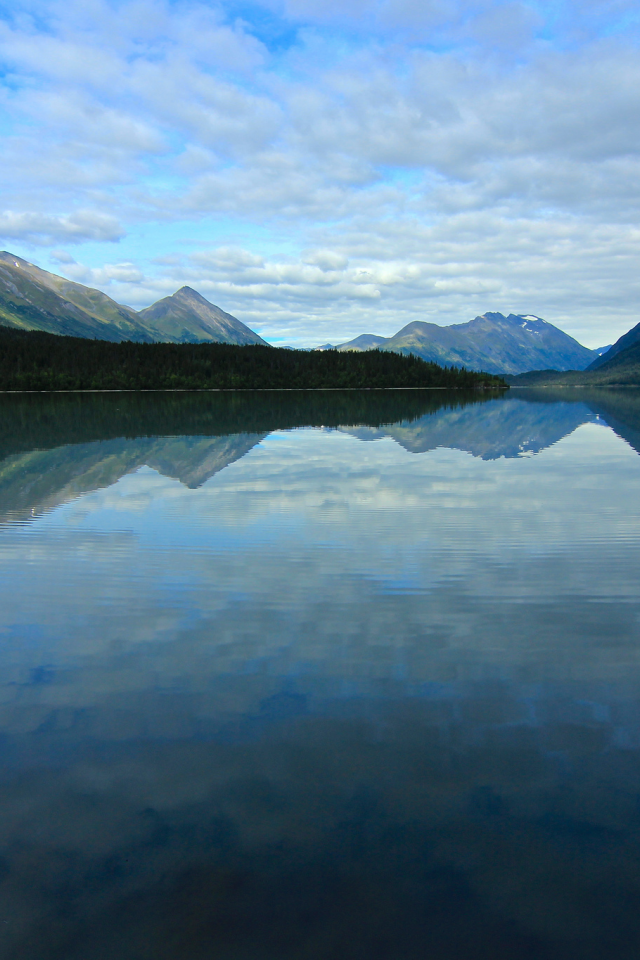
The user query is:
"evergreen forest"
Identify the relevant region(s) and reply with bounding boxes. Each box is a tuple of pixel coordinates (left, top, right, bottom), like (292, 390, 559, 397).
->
(0, 326, 506, 391)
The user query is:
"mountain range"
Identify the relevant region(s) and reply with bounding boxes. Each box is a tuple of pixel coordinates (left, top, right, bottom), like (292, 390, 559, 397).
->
(587, 319, 640, 371)
(506, 320, 640, 386)
(320, 312, 606, 375)
(0, 250, 621, 375)
(0, 251, 267, 346)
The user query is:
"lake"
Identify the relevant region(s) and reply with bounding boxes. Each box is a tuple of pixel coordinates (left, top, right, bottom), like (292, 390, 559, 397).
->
(1, 387, 640, 959)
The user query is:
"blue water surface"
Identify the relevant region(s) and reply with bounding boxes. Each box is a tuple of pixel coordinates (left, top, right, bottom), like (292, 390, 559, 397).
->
(0, 387, 639, 959)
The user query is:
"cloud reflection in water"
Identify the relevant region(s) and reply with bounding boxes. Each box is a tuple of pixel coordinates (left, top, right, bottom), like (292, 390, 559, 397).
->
(0, 389, 639, 958)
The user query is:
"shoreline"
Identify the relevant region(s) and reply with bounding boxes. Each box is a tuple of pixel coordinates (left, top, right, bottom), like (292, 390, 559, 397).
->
(0, 385, 508, 394)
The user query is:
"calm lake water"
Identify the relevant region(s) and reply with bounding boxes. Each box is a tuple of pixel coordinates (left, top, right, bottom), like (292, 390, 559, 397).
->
(1, 387, 640, 959)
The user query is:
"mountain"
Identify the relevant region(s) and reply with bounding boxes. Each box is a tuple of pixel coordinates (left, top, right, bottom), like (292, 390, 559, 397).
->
(582, 338, 640, 384)
(507, 330, 640, 387)
(587, 321, 640, 370)
(137, 286, 268, 345)
(0, 252, 153, 342)
(0, 252, 152, 341)
(334, 313, 598, 375)
(335, 334, 387, 352)
(0, 251, 266, 346)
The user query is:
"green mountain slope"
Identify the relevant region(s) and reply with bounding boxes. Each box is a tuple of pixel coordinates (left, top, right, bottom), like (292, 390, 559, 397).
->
(0, 251, 266, 346)
(582, 339, 640, 384)
(0, 252, 154, 341)
(137, 286, 268, 345)
(335, 313, 598, 375)
(0, 258, 134, 341)
(506, 337, 640, 386)
(587, 320, 640, 370)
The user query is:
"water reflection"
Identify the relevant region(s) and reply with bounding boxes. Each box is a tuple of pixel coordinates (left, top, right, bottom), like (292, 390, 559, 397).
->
(4, 387, 640, 522)
(0, 388, 639, 958)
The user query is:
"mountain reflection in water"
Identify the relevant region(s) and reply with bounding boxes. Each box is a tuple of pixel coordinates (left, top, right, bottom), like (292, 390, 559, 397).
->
(0, 388, 639, 959)
(3, 386, 639, 522)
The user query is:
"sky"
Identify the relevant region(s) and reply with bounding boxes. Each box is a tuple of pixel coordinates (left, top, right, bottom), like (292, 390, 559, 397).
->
(0, 0, 639, 347)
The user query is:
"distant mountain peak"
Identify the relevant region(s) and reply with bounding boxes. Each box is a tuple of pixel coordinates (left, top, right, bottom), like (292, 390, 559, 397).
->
(474, 312, 547, 326)
(174, 285, 206, 300)
(588, 320, 640, 371)
(335, 310, 598, 375)
(137, 283, 268, 346)
(0, 251, 28, 269)
(151, 286, 208, 306)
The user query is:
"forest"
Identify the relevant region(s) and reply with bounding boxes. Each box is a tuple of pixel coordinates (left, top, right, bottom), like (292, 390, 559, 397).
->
(0, 326, 506, 392)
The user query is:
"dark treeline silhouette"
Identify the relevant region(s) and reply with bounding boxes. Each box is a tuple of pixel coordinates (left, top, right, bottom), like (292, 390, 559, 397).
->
(0, 325, 505, 391)
(0, 389, 500, 461)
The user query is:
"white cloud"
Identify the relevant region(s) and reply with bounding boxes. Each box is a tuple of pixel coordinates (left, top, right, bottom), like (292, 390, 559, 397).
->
(0, 210, 124, 245)
(303, 249, 349, 270)
(63, 260, 144, 284)
(75, 215, 639, 346)
(1, 0, 640, 344)
(49, 249, 76, 264)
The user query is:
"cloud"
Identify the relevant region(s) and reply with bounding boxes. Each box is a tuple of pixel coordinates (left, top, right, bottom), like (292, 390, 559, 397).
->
(74, 214, 639, 347)
(49, 249, 76, 264)
(0, 210, 124, 245)
(303, 249, 349, 270)
(1, 0, 640, 343)
(63, 260, 144, 283)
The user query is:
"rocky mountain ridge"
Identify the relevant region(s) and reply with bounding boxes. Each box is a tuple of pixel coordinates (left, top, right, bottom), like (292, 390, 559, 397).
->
(507, 322, 640, 386)
(324, 312, 600, 376)
(0, 251, 614, 374)
(587, 320, 640, 371)
(0, 252, 267, 346)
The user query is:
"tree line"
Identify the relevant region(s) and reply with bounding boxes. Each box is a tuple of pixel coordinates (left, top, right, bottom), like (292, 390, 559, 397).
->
(0, 325, 507, 392)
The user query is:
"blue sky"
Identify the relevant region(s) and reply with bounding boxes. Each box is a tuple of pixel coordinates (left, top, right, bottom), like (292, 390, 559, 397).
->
(0, 0, 639, 346)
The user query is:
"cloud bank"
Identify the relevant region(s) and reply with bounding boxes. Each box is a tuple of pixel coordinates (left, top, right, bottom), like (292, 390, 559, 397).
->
(0, 0, 639, 344)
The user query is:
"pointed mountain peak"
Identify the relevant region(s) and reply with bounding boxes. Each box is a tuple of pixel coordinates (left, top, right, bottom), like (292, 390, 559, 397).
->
(173, 285, 209, 302)
(137, 285, 268, 346)
(0, 251, 31, 269)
